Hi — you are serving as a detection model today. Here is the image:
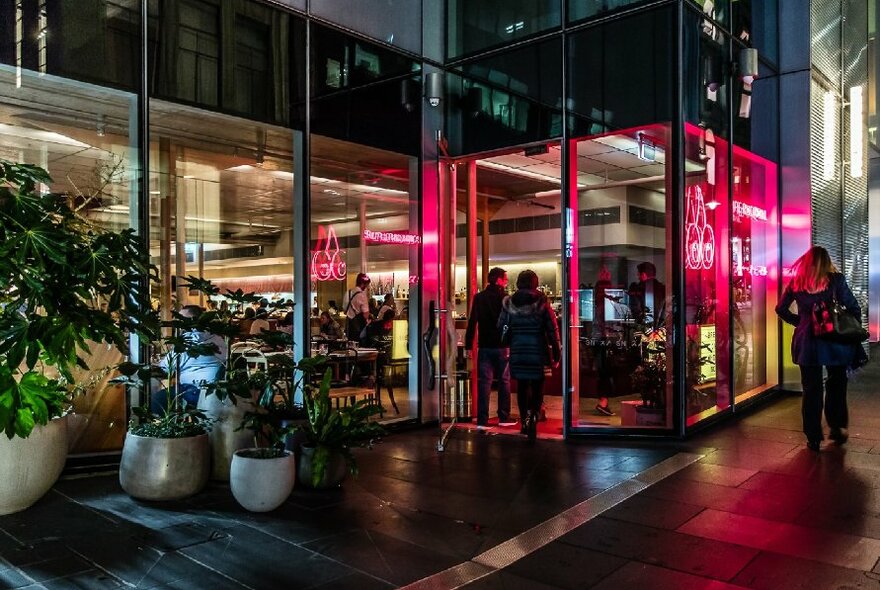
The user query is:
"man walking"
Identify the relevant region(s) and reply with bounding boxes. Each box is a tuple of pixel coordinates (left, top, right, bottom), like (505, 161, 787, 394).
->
(465, 267, 516, 428)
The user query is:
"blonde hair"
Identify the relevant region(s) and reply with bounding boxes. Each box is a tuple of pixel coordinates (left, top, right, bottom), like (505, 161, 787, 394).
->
(789, 246, 838, 293)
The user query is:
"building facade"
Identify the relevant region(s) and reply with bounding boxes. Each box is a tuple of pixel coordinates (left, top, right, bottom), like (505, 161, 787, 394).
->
(0, 0, 869, 456)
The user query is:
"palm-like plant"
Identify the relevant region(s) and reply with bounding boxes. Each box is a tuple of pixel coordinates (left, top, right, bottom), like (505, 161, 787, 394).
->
(0, 160, 155, 439)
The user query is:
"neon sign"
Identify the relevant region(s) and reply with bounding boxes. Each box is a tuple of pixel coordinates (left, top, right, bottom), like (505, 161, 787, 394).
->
(742, 265, 768, 276)
(312, 225, 346, 281)
(732, 201, 767, 222)
(363, 229, 422, 245)
(685, 184, 715, 270)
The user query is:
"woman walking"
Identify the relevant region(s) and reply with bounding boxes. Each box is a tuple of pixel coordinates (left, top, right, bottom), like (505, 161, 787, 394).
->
(498, 270, 561, 442)
(775, 246, 866, 451)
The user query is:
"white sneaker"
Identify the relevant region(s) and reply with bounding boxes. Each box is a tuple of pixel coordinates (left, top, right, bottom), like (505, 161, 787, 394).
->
(498, 417, 518, 427)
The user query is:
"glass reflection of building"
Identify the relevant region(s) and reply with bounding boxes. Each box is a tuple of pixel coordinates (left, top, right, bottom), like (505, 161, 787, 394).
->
(0, 0, 869, 458)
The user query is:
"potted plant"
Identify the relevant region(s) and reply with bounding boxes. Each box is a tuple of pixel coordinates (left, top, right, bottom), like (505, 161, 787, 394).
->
(116, 304, 225, 501)
(228, 356, 319, 512)
(0, 160, 153, 514)
(297, 368, 385, 489)
(630, 326, 667, 426)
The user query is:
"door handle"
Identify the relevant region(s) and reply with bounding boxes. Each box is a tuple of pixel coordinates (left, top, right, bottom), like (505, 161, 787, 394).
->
(423, 300, 437, 390)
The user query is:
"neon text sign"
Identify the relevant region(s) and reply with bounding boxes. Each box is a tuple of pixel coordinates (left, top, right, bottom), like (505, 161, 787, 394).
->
(312, 225, 346, 281)
(685, 184, 715, 270)
(732, 201, 767, 222)
(363, 229, 422, 245)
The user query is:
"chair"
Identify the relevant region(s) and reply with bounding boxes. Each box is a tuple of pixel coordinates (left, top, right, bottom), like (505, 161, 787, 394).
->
(231, 341, 260, 354)
(230, 342, 267, 374)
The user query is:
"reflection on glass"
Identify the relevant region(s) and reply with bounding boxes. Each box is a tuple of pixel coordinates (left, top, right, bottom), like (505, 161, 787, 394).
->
(684, 122, 731, 425)
(309, 135, 418, 424)
(568, 124, 672, 429)
(0, 65, 139, 454)
(732, 146, 779, 401)
(447, 0, 561, 58)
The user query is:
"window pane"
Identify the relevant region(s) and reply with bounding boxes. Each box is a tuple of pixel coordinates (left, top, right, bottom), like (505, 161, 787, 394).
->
(310, 0, 422, 55)
(567, 125, 672, 429)
(0, 66, 140, 454)
(448, 0, 561, 59)
(568, 0, 660, 24)
(309, 136, 419, 424)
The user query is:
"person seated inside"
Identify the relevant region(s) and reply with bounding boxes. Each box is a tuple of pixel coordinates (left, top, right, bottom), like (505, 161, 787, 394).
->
(249, 309, 271, 335)
(327, 300, 340, 316)
(278, 311, 294, 334)
(150, 305, 227, 414)
(377, 293, 396, 321)
(238, 306, 256, 335)
(319, 310, 343, 339)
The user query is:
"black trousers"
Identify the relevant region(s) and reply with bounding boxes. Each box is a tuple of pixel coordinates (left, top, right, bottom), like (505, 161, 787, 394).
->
(799, 364, 848, 443)
(516, 377, 545, 420)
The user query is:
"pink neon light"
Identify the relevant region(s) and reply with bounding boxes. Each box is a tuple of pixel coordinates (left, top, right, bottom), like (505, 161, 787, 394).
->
(685, 184, 715, 270)
(312, 225, 346, 281)
(363, 229, 422, 245)
(732, 201, 767, 222)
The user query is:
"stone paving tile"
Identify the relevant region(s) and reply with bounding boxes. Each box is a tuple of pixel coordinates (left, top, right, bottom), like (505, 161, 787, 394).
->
(602, 494, 705, 530)
(562, 516, 758, 581)
(39, 569, 123, 589)
(731, 551, 880, 590)
(677, 508, 880, 571)
(589, 561, 750, 590)
(501, 540, 628, 590)
(676, 462, 758, 487)
(179, 523, 350, 589)
(459, 569, 574, 590)
(303, 527, 462, 586)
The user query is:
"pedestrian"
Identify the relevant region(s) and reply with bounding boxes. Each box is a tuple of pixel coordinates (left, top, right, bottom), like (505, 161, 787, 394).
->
(498, 270, 561, 441)
(775, 245, 867, 451)
(464, 267, 516, 429)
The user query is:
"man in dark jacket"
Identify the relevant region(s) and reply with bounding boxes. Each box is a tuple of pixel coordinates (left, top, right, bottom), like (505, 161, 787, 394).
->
(465, 267, 516, 428)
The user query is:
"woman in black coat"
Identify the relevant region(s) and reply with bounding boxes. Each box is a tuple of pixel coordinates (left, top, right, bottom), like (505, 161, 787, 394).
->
(775, 246, 866, 451)
(498, 270, 561, 441)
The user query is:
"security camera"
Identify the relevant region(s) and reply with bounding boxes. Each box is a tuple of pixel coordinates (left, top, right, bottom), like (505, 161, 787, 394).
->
(425, 72, 444, 108)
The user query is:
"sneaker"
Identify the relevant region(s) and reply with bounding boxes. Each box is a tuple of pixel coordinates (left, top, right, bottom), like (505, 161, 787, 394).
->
(476, 424, 490, 431)
(830, 428, 849, 445)
(498, 417, 518, 427)
(807, 440, 821, 452)
(595, 404, 615, 416)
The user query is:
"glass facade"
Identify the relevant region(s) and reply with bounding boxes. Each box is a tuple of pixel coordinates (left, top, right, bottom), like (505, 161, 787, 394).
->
(0, 0, 793, 451)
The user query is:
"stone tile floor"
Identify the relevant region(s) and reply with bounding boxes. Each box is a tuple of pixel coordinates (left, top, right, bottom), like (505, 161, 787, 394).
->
(4, 350, 880, 589)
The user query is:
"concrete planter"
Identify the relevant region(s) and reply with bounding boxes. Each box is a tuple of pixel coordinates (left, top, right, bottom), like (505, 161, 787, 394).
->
(198, 391, 255, 481)
(230, 449, 295, 512)
(297, 444, 348, 489)
(119, 432, 209, 501)
(0, 416, 68, 515)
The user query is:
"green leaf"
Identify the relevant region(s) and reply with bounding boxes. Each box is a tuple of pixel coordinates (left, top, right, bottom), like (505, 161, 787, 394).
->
(13, 408, 35, 438)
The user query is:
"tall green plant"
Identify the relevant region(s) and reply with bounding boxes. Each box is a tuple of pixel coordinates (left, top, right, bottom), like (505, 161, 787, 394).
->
(300, 369, 385, 486)
(0, 160, 155, 439)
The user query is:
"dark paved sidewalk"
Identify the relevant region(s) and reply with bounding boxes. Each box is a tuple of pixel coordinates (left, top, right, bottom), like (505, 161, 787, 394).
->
(4, 352, 880, 589)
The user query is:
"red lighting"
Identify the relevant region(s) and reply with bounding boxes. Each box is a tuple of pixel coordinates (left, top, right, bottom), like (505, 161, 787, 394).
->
(363, 229, 422, 245)
(732, 201, 768, 222)
(685, 184, 715, 270)
(312, 225, 346, 281)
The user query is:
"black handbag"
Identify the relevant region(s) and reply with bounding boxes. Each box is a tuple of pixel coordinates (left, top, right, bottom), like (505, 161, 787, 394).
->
(812, 297, 868, 344)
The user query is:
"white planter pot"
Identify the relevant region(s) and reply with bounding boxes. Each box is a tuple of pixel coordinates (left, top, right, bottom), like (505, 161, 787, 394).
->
(119, 432, 209, 501)
(198, 391, 255, 481)
(0, 416, 68, 515)
(297, 444, 348, 489)
(230, 449, 296, 512)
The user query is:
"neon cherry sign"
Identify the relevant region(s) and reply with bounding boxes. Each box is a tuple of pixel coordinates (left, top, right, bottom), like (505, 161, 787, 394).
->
(311, 225, 346, 281)
(685, 184, 715, 270)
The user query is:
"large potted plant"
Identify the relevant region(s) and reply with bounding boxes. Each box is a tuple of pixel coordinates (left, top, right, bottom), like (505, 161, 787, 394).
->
(229, 356, 319, 512)
(630, 326, 667, 426)
(0, 160, 153, 514)
(297, 369, 385, 489)
(116, 306, 223, 501)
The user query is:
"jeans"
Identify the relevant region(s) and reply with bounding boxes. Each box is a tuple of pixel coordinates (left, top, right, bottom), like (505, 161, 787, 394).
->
(517, 378, 545, 421)
(799, 364, 848, 443)
(477, 348, 511, 425)
(150, 383, 201, 415)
